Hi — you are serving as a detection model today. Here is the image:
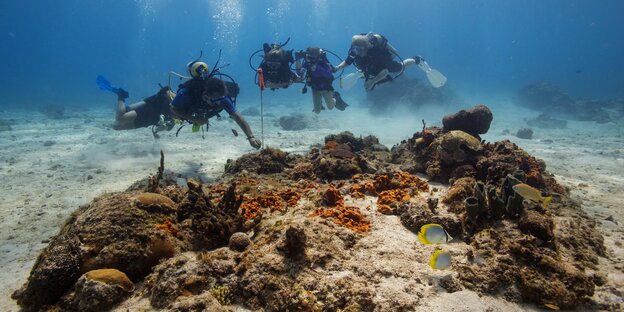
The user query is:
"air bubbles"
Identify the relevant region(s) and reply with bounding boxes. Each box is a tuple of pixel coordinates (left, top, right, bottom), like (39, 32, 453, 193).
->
(209, 0, 244, 55)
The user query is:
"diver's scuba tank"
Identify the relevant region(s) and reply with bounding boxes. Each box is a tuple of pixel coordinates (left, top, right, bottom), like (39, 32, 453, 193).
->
(187, 61, 209, 79)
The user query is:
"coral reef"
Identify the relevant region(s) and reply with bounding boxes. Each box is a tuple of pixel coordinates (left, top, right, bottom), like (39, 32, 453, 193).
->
(14, 107, 609, 311)
(442, 104, 493, 138)
(225, 147, 299, 174)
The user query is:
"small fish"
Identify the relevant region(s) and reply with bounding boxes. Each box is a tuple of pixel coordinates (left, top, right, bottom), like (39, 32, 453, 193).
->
(429, 250, 452, 270)
(512, 183, 552, 207)
(231, 129, 238, 137)
(418, 224, 453, 244)
(575, 69, 583, 74)
(544, 303, 560, 310)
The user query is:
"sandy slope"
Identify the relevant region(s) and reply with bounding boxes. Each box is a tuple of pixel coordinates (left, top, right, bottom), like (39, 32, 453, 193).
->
(0, 99, 622, 311)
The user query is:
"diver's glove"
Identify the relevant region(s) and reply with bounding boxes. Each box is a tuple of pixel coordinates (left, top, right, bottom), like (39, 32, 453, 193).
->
(331, 65, 338, 73)
(413, 55, 424, 65)
(248, 136, 262, 149)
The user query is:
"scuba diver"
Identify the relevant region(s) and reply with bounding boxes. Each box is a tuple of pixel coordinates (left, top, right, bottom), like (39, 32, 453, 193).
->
(170, 59, 262, 149)
(96, 75, 176, 135)
(335, 32, 447, 91)
(254, 38, 302, 90)
(295, 47, 348, 114)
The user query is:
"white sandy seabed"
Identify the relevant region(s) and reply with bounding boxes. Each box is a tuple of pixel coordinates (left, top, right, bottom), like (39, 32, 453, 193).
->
(0, 96, 622, 311)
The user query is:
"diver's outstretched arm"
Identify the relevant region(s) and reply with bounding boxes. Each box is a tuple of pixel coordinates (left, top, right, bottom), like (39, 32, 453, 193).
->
(335, 60, 349, 71)
(231, 112, 261, 149)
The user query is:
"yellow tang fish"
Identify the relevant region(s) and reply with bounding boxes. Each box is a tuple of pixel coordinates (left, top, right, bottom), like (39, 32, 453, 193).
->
(429, 250, 452, 270)
(418, 224, 453, 244)
(512, 183, 553, 208)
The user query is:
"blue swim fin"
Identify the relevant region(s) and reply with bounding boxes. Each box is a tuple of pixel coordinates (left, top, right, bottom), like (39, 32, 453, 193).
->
(96, 75, 128, 100)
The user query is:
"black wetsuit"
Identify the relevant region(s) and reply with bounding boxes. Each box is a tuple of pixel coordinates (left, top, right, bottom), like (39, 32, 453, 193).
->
(131, 87, 173, 128)
(344, 34, 402, 79)
(171, 77, 239, 119)
(260, 47, 297, 88)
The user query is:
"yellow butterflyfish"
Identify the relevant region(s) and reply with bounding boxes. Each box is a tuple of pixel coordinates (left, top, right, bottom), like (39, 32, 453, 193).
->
(418, 224, 453, 244)
(429, 250, 452, 270)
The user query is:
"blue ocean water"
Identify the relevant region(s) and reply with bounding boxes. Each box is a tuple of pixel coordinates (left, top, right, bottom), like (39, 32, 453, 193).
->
(0, 0, 622, 109)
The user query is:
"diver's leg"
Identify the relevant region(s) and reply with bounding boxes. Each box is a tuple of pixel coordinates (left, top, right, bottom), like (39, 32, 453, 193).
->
(322, 90, 335, 110)
(312, 90, 323, 114)
(115, 99, 127, 120)
(402, 58, 416, 67)
(364, 69, 390, 91)
(113, 100, 143, 130)
(402, 56, 423, 68)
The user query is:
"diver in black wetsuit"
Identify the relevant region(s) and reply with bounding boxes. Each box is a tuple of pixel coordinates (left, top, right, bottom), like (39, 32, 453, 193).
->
(170, 61, 261, 149)
(111, 86, 176, 132)
(259, 42, 302, 90)
(334, 33, 424, 91)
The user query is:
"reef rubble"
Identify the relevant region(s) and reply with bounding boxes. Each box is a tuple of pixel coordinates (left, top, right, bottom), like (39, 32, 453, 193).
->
(13, 105, 612, 311)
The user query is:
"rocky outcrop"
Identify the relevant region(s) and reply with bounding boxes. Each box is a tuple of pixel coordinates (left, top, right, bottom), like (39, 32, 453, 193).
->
(13, 109, 607, 311)
(442, 104, 493, 138)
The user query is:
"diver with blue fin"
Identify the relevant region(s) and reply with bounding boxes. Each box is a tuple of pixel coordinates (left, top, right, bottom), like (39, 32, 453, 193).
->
(249, 38, 302, 90)
(335, 32, 447, 91)
(96, 75, 176, 137)
(170, 52, 262, 149)
(295, 46, 348, 113)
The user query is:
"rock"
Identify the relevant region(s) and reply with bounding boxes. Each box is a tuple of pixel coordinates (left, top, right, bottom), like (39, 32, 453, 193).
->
(229, 232, 251, 251)
(516, 128, 534, 140)
(370, 143, 389, 152)
(279, 114, 309, 130)
(43, 140, 56, 147)
(167, 291, 225, 311)
(12, 237, 82, 311)
(0, 119, 13, 131)
(516, 81, 575, 111)
(279, 226, 306, 259)
(442, 105, 493, 137)
(40, 104, 66, 119)
(366, 76, 458, 114)
(525, 113, 567, 129)
(439, 275, 462, 293)
(518, 207, 555, 242)
(62, 269, 134, 311)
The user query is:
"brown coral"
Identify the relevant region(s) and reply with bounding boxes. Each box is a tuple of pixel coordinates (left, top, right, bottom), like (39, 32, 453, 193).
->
(134, 192, 176, 212)
(84, 269, 134, 292)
